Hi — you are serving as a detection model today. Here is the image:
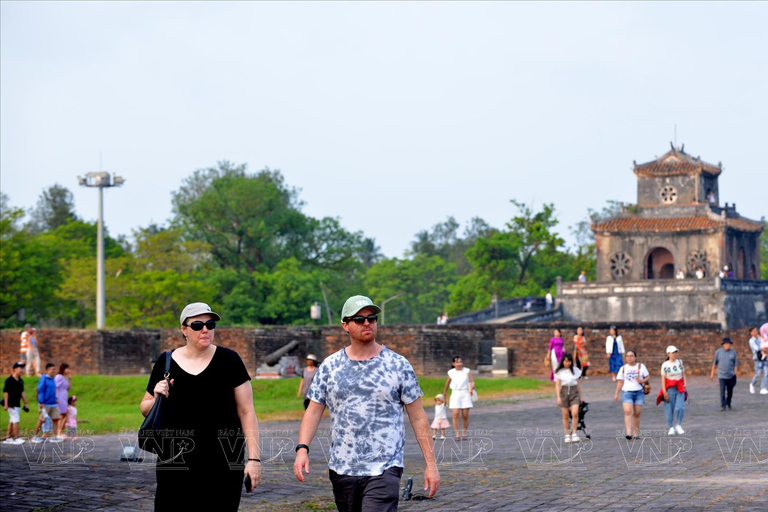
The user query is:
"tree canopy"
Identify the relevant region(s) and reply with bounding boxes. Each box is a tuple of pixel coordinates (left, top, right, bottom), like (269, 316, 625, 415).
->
(10, 164, 755, 328)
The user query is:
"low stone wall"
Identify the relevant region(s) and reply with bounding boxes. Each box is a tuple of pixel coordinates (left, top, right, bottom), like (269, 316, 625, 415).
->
(1, 323, 758, 378)
(558, 278, 768, 329)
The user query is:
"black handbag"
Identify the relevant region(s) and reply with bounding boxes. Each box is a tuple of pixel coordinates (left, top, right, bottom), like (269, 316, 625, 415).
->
(138, 350, 173, 454)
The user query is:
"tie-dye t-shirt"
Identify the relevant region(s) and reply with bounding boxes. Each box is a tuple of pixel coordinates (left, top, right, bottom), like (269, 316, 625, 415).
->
(306, 345, 423, 476)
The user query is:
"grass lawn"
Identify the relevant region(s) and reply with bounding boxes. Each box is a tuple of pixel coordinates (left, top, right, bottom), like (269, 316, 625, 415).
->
(2, 375, 549, 437)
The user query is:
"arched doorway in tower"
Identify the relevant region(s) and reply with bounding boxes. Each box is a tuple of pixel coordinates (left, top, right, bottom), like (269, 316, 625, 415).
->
(737, 248, 746, 279)
(646, 247, 675, 279)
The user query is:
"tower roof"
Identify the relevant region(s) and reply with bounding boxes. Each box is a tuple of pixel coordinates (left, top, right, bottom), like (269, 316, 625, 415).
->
(633, 144, 722, 178)
(593, 215, 763, 234)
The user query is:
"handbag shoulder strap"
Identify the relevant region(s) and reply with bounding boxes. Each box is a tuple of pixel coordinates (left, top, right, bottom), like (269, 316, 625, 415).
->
(163, 349, 173, 379)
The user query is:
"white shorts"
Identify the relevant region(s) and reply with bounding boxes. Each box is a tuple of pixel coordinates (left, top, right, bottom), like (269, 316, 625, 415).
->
(7, 407, 20, 423)
(449, 389, 474, 409)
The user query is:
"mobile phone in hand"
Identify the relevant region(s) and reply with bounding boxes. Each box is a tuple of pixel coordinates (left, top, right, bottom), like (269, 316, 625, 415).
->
(244, 475, 252, 493)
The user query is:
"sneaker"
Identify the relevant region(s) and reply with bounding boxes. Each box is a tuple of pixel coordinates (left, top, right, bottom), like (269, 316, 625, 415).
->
(571, 434, 581, 442)
(761, 389, 768, 395)
(667, 427, 676, 436)
(439, 435, 445, 440)
(49, 436, 63, 443)
(564, 435, 571, 443)
(13, 438, 25, 445)
(675, 425, 685, 435)
(2, 438, 16, 445)
(750, 383, 756, 394)
(720, 407, 726, 412)
(31, 436, 45, 444)
(432, 434, 436, 440)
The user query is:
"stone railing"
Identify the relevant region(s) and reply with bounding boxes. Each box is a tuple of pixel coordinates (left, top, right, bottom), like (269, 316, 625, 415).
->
(558, 277, 721, 297)
(448, 297, 547, 324)
(559, 277, 768, 297)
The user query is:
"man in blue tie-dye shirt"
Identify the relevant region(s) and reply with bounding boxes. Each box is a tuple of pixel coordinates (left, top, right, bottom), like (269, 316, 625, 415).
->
(293, 295, 440, 510)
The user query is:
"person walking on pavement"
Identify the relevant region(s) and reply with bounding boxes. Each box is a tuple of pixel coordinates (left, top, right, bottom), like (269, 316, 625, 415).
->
(606, 326, 625, 382)
(573, 326, 590, 379)
(554, 353, 583, 443)
(32, 363, 61, 443)
(444, 355, 475, 440)
(748, 326, 768, 395)
(614, 350, 649, 439)
(659, 346, 687, 436)
(711, 337, 738, 410)
(297, 354, 319, 410)
(293, 295, 440, 511)
(545, 329, 565, 381)
(3, 362, 29, 444)
(54, 363, 72, 438)
(140, 302, 261, 511)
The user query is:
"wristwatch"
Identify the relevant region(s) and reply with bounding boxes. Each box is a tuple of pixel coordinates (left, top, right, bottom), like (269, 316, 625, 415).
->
(295, 444, 310, 453)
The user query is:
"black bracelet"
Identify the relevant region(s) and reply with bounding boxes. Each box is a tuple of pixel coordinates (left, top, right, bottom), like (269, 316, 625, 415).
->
(295, 444, 310, 453)
(247, 458, 261, 463)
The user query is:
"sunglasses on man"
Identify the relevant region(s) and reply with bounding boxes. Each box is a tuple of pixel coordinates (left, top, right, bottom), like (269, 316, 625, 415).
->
(183, 320, 217, 331)
(344, 315, 378, 325)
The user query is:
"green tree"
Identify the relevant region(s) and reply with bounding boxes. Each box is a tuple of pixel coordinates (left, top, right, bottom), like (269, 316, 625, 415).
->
(0, 195, 36, 326)
(366, 255, 458, 324)
(172, 162, 309, 272)
(27, 184, 80, 234)
(358, 237, 383, 268)
(446, 201, 567, 316)
(132, 224, 210, 273)
(408, 216, 493, 275)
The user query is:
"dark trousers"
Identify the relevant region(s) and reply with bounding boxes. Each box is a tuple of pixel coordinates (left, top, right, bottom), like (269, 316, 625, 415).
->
(719, 375, 737, 408)
(329, 467, 403, 512)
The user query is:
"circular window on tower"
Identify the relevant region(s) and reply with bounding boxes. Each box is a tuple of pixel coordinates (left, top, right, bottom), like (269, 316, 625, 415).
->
(660, 185, 678, 204)
(610, 251, 632, 280)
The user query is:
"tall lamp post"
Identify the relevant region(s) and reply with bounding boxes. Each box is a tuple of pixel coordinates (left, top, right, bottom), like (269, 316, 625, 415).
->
(380, 292, 404, 325)
(78, 172, 125, 329)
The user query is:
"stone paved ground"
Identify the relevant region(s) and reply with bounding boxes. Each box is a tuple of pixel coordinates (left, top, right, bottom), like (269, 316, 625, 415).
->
(1, 376, 766, 511)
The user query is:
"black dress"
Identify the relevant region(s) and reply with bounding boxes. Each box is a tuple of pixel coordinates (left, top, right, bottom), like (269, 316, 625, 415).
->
(145, 346, 251, 511)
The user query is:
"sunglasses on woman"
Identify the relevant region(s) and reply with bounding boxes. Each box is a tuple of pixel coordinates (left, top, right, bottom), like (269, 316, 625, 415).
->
(183, 320, 217, 331)
(345, 315, 378, 325)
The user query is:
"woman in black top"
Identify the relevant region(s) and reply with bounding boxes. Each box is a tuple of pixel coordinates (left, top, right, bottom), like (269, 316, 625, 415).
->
(140, 303, 261, 511)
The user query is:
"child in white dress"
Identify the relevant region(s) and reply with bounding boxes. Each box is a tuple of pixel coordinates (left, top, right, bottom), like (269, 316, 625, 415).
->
(431, 394, 449, 440)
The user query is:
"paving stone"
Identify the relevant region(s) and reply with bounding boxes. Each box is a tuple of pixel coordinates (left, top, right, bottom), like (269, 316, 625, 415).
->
(1, 376, 766, 510)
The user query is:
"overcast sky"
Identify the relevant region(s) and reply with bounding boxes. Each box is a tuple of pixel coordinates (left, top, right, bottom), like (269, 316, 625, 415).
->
(2, 2, 766, 258)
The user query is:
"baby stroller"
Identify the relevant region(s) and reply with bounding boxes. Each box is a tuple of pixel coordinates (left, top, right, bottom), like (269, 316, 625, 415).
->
(569, 401, 591, 439)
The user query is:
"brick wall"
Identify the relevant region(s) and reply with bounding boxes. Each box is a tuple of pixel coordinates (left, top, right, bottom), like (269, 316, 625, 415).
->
(1, 323, 758, 378)
(494, 322, 754, 377)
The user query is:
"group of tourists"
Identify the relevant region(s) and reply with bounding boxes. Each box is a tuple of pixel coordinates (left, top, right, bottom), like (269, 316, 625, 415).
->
(546, 323, 768, 443)
(3, 341, 77, 446)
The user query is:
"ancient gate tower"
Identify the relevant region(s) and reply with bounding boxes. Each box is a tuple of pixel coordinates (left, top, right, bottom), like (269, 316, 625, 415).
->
(559, 144, 766, 328)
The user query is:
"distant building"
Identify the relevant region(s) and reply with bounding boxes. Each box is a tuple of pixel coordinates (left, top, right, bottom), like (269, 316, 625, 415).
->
(559, 144, 766, 328)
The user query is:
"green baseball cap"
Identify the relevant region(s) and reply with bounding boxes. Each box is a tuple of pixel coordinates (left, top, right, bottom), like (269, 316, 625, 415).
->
(340, 295, 381, 322)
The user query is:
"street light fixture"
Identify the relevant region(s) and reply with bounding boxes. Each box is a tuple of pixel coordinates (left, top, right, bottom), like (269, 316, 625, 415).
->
(380, 292, 404, 325)
(77, 171, 125, 329)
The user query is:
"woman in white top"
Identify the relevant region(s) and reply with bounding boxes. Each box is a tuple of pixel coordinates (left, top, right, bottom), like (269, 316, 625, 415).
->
(554, 353, 583, 443)
(443, 356, 475, 441)
(660, 346, 687, 436)
(613, 350, 650, 439)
